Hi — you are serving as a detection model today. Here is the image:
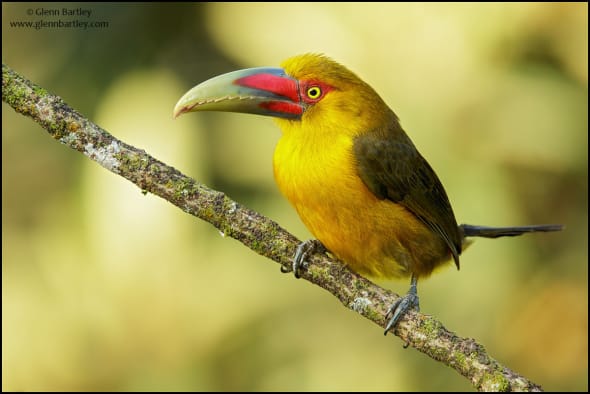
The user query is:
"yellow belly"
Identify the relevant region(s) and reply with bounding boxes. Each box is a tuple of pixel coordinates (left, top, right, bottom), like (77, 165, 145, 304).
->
(273, 130, 451, 279)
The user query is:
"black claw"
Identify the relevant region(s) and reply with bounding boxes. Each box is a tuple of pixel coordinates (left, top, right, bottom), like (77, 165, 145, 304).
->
(282, 239, 325, 278)
(384, 275, 420, 336)
(280, 265, 291, 274)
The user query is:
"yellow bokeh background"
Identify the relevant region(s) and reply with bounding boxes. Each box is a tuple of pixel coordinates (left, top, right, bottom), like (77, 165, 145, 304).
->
(2, 2, 587, 391)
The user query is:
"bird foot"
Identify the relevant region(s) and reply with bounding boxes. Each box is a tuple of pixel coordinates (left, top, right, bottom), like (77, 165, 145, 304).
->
(384, 277, 420, 335)
(281, 239, 326, 278)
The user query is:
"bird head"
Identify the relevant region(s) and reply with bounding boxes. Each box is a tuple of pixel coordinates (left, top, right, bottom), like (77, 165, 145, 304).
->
(174, 54, 394, 135)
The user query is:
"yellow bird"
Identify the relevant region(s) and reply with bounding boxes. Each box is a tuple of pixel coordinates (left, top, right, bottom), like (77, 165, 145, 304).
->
(174, 54, 562, 332)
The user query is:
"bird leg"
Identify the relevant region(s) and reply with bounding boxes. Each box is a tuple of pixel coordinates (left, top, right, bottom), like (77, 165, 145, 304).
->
(281, 239, 326, 278)
(384, 274, 419, 335)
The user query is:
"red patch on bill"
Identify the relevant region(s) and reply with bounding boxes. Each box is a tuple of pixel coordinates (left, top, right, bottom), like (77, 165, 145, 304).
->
(236, 73, 299, 102)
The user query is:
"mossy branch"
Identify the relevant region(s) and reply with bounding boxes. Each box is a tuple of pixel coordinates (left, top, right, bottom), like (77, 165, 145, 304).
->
(2, 63, 542, 392)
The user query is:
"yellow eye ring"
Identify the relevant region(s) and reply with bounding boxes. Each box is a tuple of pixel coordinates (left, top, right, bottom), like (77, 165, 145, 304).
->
(306, 86, 322, 99)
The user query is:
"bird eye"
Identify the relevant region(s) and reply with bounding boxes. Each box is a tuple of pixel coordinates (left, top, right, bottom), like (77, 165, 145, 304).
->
(306, 86, 322, 99)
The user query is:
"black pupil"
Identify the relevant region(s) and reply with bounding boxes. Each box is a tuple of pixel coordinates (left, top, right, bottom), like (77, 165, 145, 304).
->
(310, 88, 319, 97)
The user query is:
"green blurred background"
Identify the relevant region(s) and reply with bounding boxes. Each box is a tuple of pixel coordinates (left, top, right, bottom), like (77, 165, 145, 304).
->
(2, 2, 587, 391)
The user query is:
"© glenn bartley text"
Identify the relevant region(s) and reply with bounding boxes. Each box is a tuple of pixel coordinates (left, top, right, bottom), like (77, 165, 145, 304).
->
(29, 8, 92, 18)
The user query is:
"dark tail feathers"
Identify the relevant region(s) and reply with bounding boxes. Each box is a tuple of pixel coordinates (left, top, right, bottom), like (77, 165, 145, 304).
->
(460, 224, 564, 239)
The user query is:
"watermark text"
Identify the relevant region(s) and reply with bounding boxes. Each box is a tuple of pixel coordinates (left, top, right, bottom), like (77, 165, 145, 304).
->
(9, 7, 110, 30)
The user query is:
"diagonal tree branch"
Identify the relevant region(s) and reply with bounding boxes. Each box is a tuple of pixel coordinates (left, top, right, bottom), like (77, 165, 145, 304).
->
(2, 62, 542, 392)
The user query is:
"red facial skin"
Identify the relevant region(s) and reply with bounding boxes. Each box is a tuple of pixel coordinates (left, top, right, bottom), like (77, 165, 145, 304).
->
(236, 73, 333, 117)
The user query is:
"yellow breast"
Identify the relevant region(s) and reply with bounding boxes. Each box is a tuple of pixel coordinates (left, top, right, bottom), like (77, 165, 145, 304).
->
(272, 120, 450, 279)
